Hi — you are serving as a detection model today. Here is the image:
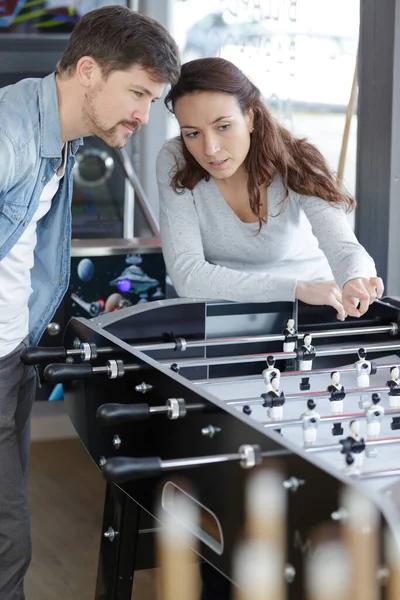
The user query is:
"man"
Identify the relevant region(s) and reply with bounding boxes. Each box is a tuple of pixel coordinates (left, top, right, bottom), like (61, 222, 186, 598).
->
(0, 7, 180, 598)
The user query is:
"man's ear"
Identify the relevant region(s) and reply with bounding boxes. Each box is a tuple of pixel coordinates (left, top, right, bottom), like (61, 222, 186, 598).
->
(75, 56, 100, 88)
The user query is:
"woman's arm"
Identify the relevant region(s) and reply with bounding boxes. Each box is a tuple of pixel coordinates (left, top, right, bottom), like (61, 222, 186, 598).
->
(300, 193, 384, 315)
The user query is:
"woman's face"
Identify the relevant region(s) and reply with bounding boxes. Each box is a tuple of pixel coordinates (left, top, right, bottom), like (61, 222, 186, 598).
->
(174, 91, 254, 180)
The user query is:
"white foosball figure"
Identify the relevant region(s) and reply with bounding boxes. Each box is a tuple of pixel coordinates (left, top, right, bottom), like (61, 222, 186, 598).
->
(261, 373, 285, 421)
(387, 366, 400, 409)
(354, 348, 376, 388)
(327, 371, 346, 415)
(282, 318, 298, 352)
(365, 393, 385, 439)
(301, 399, 321, 447)
(262, 355, 280, 392)
(298, 333, 316, 371)
(348, 420, 365, 471)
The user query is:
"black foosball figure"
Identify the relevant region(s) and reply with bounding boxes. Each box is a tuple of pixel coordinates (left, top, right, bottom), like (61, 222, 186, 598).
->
(282, 317, 298, 352)
(261, 373, 286, 421)
(387, 366, 400, 408)
(297, 333, 316, 371)
(262, 355, 280, 391)
(327, 371, 346, 415)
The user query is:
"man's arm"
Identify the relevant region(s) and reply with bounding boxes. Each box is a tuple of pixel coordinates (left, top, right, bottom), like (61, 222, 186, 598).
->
(0, 132, 16, 209)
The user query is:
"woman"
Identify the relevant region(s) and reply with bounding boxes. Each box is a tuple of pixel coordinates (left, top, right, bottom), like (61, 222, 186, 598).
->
(156, 57, 383, 319)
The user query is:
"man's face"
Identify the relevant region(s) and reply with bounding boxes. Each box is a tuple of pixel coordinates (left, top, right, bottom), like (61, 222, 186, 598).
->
(83, 64, 165, 148)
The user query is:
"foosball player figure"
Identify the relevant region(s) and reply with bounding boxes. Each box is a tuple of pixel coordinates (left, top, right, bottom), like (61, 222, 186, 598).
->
(297, 333, 316, 371)
(365, 393, 384, 440)
(300, 399, 321, 447)
(261, 373, 286, 421)
(387, 366, 400, 409)
(282, 317, 298, 352)
(328, 371, 346, 414)
(340, 420, 366, 473)
(262, 355, 280, 392)
(328, 371, 346, 436)
(354, 347, 377, 388)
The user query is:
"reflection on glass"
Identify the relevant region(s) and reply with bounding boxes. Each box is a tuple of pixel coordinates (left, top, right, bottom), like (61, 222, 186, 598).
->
(172, 0, 359, 214)
(0, 0, 126, 34)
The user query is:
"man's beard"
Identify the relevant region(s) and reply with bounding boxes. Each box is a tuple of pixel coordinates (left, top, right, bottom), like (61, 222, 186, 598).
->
(83, 92, 140, 148)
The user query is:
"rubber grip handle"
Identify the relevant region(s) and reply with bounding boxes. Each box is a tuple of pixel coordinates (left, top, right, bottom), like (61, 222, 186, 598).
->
(96, 403, 151, 426)
(101, 456, 163, 483)
(20, 346, 67, 365)
(44, 363, 93, 383)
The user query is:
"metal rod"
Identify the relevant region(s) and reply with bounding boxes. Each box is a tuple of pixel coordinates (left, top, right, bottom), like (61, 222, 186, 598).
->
(306, 436, 400, 454)
(357, 468, 400, 480)
(260, 409, 400, 430)
(159, 448, 289, 471)
(131, 323, 397, 353)
(159, 343, 400, 369)
(92, 363, 139, 376)
(118, 147, 160, 236)
(148, 402, 206, 415)
(226, 385, 390, 408)
(194, 363, 392, 387)
(161, 454, 241, 470)
(66, 346, 115, 358)
(149, 406, 169, 415)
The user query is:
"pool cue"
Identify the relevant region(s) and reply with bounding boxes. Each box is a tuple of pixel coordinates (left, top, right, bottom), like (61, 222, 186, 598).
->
(157, 492, 200, 600)
(306, 538, 351, 600)
(385, 530, 400, 600)
(337, 51, 358, 186)
(341, 487, 379, 600)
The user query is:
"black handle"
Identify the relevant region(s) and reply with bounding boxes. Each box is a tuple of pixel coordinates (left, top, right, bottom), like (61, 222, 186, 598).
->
(97, 403, 151, 426)
(20, 346, 67, 365)
(44, 363, 93, 383)
(101, 456, 163, 483)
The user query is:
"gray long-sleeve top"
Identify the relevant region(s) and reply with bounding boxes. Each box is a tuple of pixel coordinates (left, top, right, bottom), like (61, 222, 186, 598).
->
(157, 138, 377, 303)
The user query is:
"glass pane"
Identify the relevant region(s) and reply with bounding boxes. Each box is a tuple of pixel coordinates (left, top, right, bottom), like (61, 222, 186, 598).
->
(0, 0, 126, 34)
(171, 0, 359, 225)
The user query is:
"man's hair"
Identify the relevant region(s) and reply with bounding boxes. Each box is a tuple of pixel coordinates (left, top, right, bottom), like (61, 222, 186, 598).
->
(57, 6, 180, 84)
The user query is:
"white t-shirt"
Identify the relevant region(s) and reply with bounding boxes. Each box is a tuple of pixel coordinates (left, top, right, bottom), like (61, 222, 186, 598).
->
(0, 148, 67, 357)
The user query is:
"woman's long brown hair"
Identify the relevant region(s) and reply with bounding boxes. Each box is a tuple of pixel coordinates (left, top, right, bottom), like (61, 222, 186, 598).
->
(165, 57, 355, 230)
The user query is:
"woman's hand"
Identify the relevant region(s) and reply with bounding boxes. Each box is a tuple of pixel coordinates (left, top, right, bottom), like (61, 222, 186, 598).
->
(295, 280, 346, 320)
(342, 277, 384, 317)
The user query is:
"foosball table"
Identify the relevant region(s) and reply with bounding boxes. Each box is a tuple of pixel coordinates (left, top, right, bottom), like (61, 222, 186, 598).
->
(22, 297, 400, 599)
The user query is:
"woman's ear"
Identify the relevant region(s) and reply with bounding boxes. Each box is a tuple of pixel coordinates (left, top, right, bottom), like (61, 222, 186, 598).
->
(247, 108, 255, 133)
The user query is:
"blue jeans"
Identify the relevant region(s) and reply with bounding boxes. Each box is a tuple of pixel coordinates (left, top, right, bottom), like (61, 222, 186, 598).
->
(0, 339, 36, 600)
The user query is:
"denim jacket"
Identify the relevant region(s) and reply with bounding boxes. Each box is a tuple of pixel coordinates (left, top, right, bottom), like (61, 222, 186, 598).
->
(0, 73, 82, 345)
